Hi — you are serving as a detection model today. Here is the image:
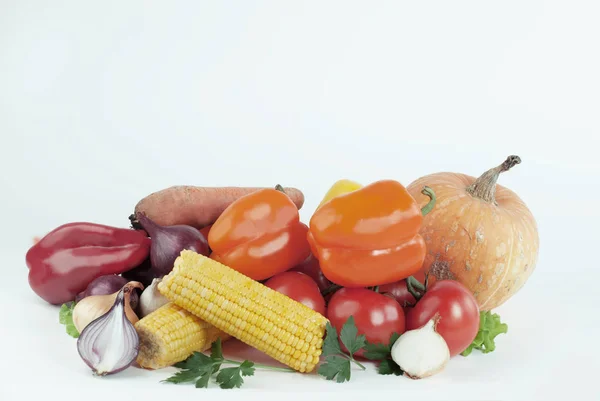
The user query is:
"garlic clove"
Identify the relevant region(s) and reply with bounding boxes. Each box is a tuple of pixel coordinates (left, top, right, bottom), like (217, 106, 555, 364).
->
(77, 283, 140, 376)
(390, 315, 450, 379)
(139, 278, 170, 317)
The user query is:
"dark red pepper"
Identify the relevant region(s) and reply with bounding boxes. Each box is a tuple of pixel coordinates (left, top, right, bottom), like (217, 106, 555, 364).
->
(26, 222, 151, 305)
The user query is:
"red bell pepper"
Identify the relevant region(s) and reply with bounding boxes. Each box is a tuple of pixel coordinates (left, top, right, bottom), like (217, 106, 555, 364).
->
(26, 222, 151, 305)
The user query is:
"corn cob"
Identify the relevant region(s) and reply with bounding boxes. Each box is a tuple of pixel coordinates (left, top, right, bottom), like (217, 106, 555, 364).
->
(135, 302, 229, 369)
(158, 250, 329, 373)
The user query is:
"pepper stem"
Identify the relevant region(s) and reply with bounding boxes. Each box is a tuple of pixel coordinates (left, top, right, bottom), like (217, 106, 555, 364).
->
(420, 186, 436, 216)
(274, 184, 286, 193)
(465, 155, 521, 205)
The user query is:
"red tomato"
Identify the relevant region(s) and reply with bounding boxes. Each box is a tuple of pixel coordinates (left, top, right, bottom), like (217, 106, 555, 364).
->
(327, 288, 405, 358)
(379, 279, 416, 307)
(264, 271, 326, 316)
(289, 254, 332, 292)
(405, 280, 480, 357)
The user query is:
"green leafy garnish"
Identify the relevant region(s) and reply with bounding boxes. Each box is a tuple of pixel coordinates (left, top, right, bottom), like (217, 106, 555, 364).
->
(339, 316, 367, 355)
(377, 359, 403, 376)
(216, 361, 255, 389)
(317, 316, 367, 383)
(461, 311, 508, 356)
(363, 332, 400, 360)
(59, 302, 79, 338)
(318, 356, 351, 383)
(164, 338, 292, 389)
(321, 322, 343, 357)
(363, 331, 403, 376)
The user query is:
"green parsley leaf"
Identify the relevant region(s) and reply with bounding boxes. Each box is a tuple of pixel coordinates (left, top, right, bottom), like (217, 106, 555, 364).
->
(362, 342, 390, 360)
(164, 339, 271, 389)
(377, 359, 403, 376)
(318, 356, 351, 383)
(339, 316, 366, 356)
(239, 360, 255, 377)
(389, 331, 401, 346)
(216, 366, 245, 389)
(163, 369, 203, 384)
(211, 337, 224, 361)
(58, 302, 79, 338)
(363, 331, 401, 360)
(195, 372, 212, 388)
(322, 321, 342, 357)
(174, 351, 214, 370)
(461, 311, 508, 356)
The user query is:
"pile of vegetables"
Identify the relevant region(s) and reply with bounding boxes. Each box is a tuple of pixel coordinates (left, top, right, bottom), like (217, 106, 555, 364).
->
(27, 156, 536, 387)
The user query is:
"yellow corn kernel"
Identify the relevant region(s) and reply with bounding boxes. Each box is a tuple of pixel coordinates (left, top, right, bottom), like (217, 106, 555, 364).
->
(135, 302, 229, 370)
(158, 250, 329, 373)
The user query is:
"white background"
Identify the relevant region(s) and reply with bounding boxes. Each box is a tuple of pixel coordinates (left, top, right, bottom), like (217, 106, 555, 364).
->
(1, 1, 599, 400)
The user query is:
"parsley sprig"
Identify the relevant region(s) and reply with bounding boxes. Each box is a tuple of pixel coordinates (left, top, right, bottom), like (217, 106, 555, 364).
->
(317, 316, 367, 383)
(363, 332, 403, 376)
(163, 338, 294, 389)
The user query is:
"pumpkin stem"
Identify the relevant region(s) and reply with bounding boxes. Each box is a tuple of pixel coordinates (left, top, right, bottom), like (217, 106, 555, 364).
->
(420, 186, 436, 216)
(466, 155, 521, 204)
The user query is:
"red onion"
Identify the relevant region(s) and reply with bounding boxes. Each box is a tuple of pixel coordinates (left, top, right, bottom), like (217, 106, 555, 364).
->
(135, 212, 209, 276)
(121, 258, 157, 288)
(76, 283, 140, 376)
(75, 275, 139, 309)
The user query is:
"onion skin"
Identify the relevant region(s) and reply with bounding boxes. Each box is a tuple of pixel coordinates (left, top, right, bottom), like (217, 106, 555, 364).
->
(72, 282, 143, 333)
(407, 157, 539, 310)
(76, 283, 140, 376)
(75, 275, 139, 309)
(136, 212, 209, 277)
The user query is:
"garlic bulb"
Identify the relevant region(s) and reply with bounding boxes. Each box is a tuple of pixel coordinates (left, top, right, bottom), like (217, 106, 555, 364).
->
(139, 278, 170, 317)
(72, 281, 143, 333)
(390, 315, 450, 379)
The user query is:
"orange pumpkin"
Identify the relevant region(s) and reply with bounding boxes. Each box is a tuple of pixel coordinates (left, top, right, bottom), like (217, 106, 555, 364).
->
(407, 156, 539, 311)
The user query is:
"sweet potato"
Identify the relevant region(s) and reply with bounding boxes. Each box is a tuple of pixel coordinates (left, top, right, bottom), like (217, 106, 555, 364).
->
(133, 185, 305, 229)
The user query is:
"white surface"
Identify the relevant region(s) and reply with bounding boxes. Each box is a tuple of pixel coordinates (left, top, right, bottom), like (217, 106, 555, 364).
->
(1, 1, 599, 400)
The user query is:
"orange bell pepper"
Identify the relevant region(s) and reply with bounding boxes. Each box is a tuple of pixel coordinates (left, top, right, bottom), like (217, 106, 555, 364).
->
(208, 186, 311, 281)
(308, 180, 435, 287)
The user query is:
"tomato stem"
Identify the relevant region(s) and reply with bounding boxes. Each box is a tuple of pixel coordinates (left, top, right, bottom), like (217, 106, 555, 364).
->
(420, 186, 436, 216)
(406, 276, 425, 301)
(321, 284, 342, 297)
(408, 276, 425, 292)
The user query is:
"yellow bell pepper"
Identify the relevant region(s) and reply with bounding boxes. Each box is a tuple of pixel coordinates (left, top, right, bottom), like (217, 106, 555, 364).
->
(317, 179, 363, 208)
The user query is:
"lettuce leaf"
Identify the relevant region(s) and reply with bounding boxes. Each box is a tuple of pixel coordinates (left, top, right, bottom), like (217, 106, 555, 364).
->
(59, 302, 79, 338)
(461, 311, 508, 356)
